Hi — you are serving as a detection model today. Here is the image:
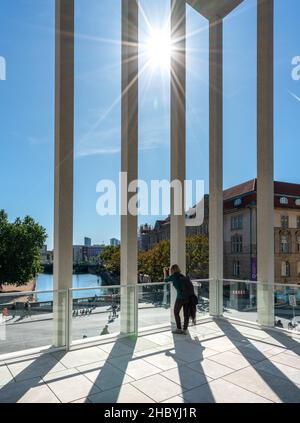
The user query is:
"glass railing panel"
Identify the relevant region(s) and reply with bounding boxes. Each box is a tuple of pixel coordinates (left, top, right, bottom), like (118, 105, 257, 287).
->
(193, 280, 210, 319)
(70, 285, 121, 343)
(223, 280, 258, 324)
(0, 289, 67, 357)
(274, 283, 300, 332)
(138, 283, 171, 331)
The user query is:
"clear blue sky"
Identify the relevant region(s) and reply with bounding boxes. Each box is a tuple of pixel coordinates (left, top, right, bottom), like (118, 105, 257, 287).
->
(0, 0, 299, 249)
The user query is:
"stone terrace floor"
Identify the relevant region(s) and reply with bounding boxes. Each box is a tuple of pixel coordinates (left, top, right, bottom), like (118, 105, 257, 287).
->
(1, 319, 300, 403)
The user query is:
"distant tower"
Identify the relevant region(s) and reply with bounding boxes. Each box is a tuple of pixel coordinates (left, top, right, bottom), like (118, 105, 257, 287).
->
(84, 237, 92, 247)
(110, 238, 120, 247)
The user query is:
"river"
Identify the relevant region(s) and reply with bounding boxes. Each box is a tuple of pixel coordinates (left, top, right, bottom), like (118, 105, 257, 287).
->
(36, 273, 103, 302)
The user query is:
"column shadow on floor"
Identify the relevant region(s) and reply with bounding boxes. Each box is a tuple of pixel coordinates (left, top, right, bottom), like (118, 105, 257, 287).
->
(0, 348, 67, 403)
(214, 319, 300, 403)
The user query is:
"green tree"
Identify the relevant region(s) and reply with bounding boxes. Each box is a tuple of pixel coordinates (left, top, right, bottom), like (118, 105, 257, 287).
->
(99, 245, 120, 275)
(0, 210, 47, 286)
(186, 234, 209, 278)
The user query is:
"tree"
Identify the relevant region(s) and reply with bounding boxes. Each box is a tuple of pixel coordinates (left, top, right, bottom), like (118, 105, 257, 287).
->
(186, 235, 209, 279)
(138, 240, 170, 282)
(98, 234, 209, 282)
(99, 245, 120, 275)
(0, 210, 47, 286)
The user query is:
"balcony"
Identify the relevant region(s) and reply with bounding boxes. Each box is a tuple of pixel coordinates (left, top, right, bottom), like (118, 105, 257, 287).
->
(0, 319, 299, 403)
(0, 280, 299, 403)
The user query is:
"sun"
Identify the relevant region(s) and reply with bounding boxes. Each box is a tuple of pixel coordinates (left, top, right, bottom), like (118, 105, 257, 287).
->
(145, 27, 172, 72)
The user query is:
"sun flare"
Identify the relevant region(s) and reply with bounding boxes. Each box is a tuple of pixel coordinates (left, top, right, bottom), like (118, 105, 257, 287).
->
(145, 27, 172, 72)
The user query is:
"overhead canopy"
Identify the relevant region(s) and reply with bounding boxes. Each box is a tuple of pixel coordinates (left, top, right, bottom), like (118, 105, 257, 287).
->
(186, 0, 244, 19)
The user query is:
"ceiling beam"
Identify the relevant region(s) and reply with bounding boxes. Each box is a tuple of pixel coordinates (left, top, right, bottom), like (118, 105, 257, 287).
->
(186, 0, 245, 19)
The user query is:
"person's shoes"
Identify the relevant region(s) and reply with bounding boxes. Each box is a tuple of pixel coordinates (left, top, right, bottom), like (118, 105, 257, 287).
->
(182, 329, 188, 335)
(172, 329, 183, 334)
(193, 319, 197, 326)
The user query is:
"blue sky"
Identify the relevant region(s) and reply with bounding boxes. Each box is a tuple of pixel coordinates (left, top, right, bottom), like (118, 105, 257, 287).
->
(0, 0, 299, 249)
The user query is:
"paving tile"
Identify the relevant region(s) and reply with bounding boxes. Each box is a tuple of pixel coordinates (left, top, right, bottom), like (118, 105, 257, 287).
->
(181, 379, 272, 403)
(43, 368, 100, 403)
(0, 364, 14, 386)
(285, 345, 300, 356)
(263, 335, 300, 350)
(188, 359, 235, 380)
(143, 333, 174, 346)
(224, 366, 300, 403)
(166, 342, 217, 363)
(119, 337, 159, 352)
(161, 366, 211, 390)
(7, 354, 66, 382)
(108, 357, 161, 380)
(52, 347, 108, 368)
(77, 361, 134, 390)
(97, 342, 135, 358)
(142, 351, 185, 371)
(270, 352, 300, 370)
(71, 397, 91, 403)
(208, 350, 257, 370)
(201, 336, 244, 353)
(254, 359, 300, 385)
(131, 374, 184, 402)
(0, 378, 59, 403)
(161, 395, 190, 403)
(88, 383, 154, 403)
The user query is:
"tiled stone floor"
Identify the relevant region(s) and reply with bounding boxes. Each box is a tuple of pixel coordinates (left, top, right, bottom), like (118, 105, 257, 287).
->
(1, 319, 300, 403)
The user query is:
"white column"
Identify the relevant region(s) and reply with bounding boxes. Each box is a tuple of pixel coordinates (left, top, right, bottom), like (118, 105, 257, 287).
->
(257, 0, 274, 327)
(209, 16, 223, 317)
(120, 0, 139, 335)
(53, 0, 74, 347)
(170, 0, 186, 326)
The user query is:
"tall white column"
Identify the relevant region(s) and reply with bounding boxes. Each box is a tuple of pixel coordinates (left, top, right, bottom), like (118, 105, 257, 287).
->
(257, 0, 274, 327)
(53, 0, 74, 347)
(209, 16, 223, 317)
(120, 0, 139, 335)
(170, 0, 186, 325)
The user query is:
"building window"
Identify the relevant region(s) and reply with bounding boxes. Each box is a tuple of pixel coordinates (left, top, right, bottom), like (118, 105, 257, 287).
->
(281, 216, 289, 229)
(297, 262, 300, 276)
(281, 235, 289, 254)
(231, 235, 243, 254)
(233, 261, 241, 277)
(281, 261, 290, 277)
(297, 216, 300, 229)
(280, 197, 289, 205)
(295, 199, 300, 206)
(297, 236, 300, 253)
(231, 215, 243, 230)
(234, 198, 242, 207)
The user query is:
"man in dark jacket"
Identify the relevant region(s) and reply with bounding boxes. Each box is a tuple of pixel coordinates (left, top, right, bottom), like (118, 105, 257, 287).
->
(164, 264, 191, 335)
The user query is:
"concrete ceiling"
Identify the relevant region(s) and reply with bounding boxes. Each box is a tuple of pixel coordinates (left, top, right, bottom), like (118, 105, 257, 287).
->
(186, 0, 245, 20)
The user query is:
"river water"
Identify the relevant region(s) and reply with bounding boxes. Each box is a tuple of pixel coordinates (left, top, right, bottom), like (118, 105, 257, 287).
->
(36, 273, 103, 302)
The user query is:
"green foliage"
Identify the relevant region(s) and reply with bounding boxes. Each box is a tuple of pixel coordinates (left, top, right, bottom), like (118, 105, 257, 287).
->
(186, 235, 209, 278)
(99, 234, 209, 282)
(0, 210, 47, 286)
(99, 245, 120, 275)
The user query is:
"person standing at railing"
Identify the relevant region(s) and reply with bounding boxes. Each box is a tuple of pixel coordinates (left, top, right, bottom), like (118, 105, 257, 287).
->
(163, 264, 191, 335)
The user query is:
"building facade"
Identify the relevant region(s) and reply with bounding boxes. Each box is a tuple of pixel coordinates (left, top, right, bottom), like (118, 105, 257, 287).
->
(142, 180, 300, 285)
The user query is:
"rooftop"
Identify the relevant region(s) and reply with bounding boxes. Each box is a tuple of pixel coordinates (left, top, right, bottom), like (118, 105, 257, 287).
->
(1, 319, 300, 403)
